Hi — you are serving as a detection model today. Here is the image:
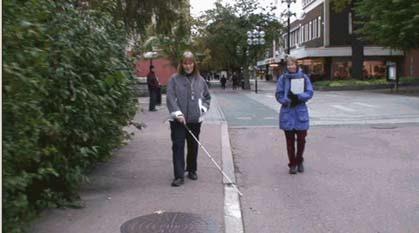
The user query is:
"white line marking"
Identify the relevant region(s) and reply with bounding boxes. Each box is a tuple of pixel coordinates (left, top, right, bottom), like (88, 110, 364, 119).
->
(236, 116, 252, 120)
(353, 102, 378, 108)
(331, 104, 356, 112)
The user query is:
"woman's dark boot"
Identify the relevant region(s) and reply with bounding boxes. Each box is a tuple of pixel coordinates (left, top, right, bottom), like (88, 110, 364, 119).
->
(297, 163, 304, 173)
(289, 166, 297, 174)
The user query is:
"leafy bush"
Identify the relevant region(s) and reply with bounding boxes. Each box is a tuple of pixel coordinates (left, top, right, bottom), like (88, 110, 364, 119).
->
(3, 1, 137, 232)
(314, 77, 419, 89)
(314, 78, 389, 88)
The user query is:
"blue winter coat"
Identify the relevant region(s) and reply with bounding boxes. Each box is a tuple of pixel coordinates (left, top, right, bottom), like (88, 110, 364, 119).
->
(275, 70, 314, 131)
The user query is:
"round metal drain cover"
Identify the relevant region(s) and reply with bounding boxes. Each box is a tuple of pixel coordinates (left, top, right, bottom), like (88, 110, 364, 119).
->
(120, 212, 217, 233)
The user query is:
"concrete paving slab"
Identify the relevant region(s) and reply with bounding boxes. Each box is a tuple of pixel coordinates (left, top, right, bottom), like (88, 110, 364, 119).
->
(229, 125, 419, 233)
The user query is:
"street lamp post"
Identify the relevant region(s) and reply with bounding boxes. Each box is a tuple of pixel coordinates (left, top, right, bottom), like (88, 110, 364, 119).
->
(247, 26, 265, 93)
(281, 0, 296, 55)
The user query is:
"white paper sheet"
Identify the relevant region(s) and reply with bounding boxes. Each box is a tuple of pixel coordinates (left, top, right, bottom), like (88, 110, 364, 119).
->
(290, 78, 305, 94)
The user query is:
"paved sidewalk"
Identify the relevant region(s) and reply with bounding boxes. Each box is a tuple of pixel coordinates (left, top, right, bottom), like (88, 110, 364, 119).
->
(230, 125, 419, 233)
(29, 97, 228, 233)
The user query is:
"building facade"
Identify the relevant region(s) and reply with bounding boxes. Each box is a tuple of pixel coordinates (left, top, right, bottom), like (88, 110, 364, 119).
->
(264, 0, 416, 81)
(136, 58, 177, 86)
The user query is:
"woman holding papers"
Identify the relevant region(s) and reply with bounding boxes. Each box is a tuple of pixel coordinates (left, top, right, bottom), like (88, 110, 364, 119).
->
(275, 56, 314, 174)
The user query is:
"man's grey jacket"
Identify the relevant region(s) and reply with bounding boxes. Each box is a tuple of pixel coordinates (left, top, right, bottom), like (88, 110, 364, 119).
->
(166, 73, 211, 123)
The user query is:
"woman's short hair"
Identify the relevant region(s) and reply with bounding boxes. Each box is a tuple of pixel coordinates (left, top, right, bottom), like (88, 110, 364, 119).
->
(177, 51, 199, 76)
(286, 56, 298, 65)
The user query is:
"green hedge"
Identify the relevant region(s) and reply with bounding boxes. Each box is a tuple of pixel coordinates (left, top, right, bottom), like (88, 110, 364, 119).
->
(3, 1, 137, 232)
(314, 77, 419, 89)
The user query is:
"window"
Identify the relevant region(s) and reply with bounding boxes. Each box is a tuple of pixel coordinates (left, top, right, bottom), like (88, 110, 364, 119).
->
(348, 12, 352, 34)
(303, 0, 316, 8)
(300, 27, 303, 44)
(313, 18, 317, 38)
(305, 23, 309, 42)
(301, 25, 304, 43)
(295, 29, 300, 45)
(290, 32, 294, 47)
(296, 29, 299, 45)
(309, 21, 312, 41)
(318, 16, 322, 38)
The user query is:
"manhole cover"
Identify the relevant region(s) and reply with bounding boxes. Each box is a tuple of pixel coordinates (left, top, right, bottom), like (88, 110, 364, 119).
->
(120, 212, 217, 233)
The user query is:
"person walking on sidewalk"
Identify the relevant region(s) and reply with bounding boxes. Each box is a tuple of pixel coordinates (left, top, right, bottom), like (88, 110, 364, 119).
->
(220, 75, 227, 89)
(147, 65, 159, 111)
(166, 51, 211, 187)
(275, 56, 313, 174)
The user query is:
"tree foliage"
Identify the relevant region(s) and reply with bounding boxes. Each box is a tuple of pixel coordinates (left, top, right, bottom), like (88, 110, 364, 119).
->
(192, 0, 283, 72)
(3, 1, 137, 232)
(354, 0, 419, 50)
(142, 4, 193, 67)
(331, 0, 419, 50)
(87, 0, 189, 37)
(330, 0, 352, 12)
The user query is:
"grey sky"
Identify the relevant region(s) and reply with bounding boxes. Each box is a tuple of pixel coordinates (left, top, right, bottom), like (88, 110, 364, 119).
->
(190, 0, 302, 19)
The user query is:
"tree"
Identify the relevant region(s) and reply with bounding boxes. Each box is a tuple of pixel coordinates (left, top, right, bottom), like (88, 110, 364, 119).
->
(355, 0, 419, 50)
(139, 0, 192, 68)
(3, 1, 137, 232)
(332, 0, 419, 50)
(87, 0, 188, 35)
(331, 0, 352, 12)
(192, 0, 283, 88)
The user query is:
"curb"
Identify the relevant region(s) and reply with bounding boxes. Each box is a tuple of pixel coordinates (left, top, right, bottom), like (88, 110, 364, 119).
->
(221, 123, 244, 233)
(214, 97, 244, 233)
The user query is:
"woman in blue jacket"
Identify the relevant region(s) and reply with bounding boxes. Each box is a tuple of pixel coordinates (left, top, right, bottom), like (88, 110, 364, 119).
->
(275, 57, 314, 174)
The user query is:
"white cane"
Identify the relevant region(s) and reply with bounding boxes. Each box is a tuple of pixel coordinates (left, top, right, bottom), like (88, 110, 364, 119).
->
(184, 124, 243, 196)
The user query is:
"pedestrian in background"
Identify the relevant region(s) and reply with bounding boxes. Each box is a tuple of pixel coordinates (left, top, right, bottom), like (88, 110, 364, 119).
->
(220, 75, 227, 89)
(147, 65, 159, 111)
(166, 51, 211, 187)
(275, 56, 313, 174)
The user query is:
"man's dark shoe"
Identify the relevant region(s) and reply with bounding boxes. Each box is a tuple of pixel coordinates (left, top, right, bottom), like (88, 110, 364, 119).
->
(188, 172, 198, 180)
(149, 109, 157, 112)
(297, 163, 304, 173)
(289, 166, 297, 174)
(171, 178, 184, 187)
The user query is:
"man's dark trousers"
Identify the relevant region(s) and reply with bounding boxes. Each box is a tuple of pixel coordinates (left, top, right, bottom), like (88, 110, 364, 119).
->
(156, 87, 162, 105)
(170, 121, 201, 179)
(148, 89, 157, 111)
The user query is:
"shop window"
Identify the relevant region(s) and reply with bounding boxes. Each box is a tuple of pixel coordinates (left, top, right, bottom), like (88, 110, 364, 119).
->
(298, 59, 326, 82)
(332, 61, 352, 79)
(363, 61, 386, 78)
